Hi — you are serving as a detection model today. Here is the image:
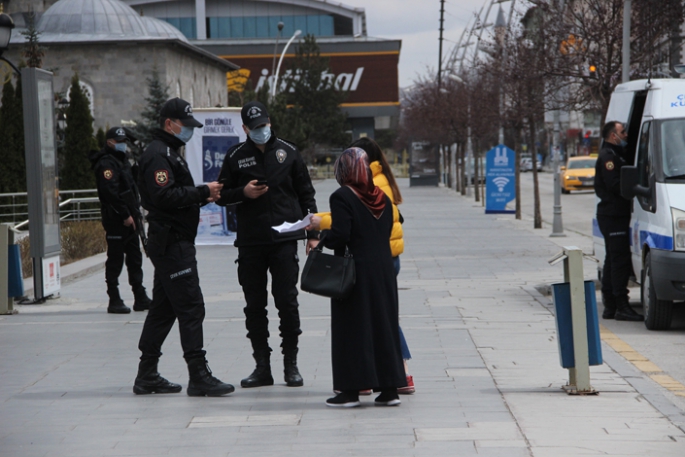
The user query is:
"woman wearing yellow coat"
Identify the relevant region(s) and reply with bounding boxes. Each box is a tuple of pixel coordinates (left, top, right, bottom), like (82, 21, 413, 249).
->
(315, 138, 414, 394)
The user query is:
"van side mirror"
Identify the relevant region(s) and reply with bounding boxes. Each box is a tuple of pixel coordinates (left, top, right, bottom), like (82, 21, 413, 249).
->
(621, 166, 650, 199)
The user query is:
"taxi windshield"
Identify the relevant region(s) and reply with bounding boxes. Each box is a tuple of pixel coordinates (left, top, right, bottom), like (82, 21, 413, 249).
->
(567, 159, 596, 169)
(661, 119, 685, 177)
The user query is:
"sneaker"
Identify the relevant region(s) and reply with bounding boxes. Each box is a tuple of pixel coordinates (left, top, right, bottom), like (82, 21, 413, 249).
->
(374, 390, 401, 406)
(398, 375, 415, 395)
(326, 392, 360, 408)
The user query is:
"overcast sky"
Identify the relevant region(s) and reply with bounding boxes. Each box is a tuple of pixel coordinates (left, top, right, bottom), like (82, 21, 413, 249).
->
(339, 0, 510, 88)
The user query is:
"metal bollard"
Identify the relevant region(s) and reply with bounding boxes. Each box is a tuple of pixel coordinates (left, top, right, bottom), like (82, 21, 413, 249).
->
(0, 223, 20, 315)
(549, 246, 600, 395)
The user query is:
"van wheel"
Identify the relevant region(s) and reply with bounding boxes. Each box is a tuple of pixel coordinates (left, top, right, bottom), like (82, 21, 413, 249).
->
(641, 252, 673, 330)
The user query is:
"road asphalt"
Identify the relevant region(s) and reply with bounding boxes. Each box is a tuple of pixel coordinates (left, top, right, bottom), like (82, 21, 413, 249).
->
(1, 178, 684, 457)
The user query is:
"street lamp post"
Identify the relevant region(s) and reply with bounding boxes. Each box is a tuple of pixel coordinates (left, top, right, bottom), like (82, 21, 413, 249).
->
(271, 21, 284, 86)
(447, 73, 472, 196)
(272, 29, 302, 99)
(551, 109, 565, 237)
(0, 8, 19, 75)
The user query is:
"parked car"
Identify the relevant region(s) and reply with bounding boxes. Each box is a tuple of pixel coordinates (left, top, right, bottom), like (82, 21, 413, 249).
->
(520, 157, 542, 172)
(560, 156, 596, 193)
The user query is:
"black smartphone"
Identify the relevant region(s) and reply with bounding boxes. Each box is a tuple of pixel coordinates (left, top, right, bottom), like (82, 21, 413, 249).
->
(255, 179, 268, 186)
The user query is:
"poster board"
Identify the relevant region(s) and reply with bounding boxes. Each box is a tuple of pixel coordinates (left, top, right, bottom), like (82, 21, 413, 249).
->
(485, 145, 516, 214)
(185, 108, 246, 245)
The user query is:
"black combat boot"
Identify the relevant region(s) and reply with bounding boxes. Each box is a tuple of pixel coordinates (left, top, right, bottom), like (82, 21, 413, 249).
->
(601, 294, 616, 319)
(133, 358, 182, 395)
(240, 351, 274, 388)
(614, 296, 644, 322)
(132, 286, 152, 312)
(283, 348, 303, 387)
(107, 286, 131, 314)
(186, 358, 235, 397)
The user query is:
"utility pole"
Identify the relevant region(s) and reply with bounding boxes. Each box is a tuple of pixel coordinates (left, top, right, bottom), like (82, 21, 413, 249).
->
(622, 0, 631, 83)
(438, 0, 445, 91)
(551, 110, 565, 237)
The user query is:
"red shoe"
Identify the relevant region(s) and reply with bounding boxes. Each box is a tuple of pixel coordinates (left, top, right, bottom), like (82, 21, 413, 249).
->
(398, 375, 415, 395)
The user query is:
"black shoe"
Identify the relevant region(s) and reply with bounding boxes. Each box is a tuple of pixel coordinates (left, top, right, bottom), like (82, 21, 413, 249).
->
(602, 308, 616, 319)
(284, 350, 303, 387)
(326, 391, 360, 408)
(187, 358, 234, 397)
(240, 365, 274, 388)
(374, 389, 401, 406)
(615, 304, 644, 321)
(601, 294, 616, 319)
(133, 358, 182, 395)
(107, 298, 131, 314)
(241, 351, 274, 388)
(132, 290, 151, 312)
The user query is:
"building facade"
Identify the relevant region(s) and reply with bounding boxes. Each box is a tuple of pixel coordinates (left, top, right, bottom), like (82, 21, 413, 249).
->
(122, 0, 401, 140)
(5, 0, 236, 130)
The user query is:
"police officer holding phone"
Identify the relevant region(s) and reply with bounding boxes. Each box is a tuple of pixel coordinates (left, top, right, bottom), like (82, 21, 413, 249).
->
(133, 97, 234, 397)
(217, 101, 319, 389)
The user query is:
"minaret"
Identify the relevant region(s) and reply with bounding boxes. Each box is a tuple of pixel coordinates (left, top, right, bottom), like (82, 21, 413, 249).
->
(494, 6, 507, 47)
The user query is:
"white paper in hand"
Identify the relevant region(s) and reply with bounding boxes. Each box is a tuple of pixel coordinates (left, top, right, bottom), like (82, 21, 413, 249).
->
(272, 213, 313, 233)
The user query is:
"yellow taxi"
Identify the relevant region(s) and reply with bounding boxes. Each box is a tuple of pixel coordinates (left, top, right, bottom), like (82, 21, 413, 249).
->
(561, 156, 597, 194)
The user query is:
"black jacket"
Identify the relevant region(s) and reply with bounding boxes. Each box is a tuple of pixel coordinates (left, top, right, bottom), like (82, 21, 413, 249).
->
(217, 134, 318, 246)
(595, 141, 631, 217)
(137, 129, 210, 241)
(89, 146, 140, 232)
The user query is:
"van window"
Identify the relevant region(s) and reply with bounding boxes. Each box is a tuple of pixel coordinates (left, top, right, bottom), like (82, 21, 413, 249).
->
(660, 118, 685, 178)
(637, 121, 651, 186)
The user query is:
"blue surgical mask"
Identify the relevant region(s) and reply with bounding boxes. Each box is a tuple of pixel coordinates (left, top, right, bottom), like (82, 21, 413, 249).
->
(114, 142, 127, 153)
(249, 125, 272, 145)
(619, 139, 628, 148)
(174, 124, 195, 144)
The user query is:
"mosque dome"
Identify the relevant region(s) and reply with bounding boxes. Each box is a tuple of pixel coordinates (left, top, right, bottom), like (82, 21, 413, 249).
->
(37, 0, 150, 41)
(142, 16, 188, 43)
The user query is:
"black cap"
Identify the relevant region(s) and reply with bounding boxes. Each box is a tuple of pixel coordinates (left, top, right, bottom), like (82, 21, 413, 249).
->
(106, 127, 127, 141)
(241, 101, 270, 130)
(159, 97, 203, 128)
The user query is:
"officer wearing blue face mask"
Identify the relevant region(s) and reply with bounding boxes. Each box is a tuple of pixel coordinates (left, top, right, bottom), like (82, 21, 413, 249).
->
(89, 127, 152, 314)
(134, 97, 234, 397)
(217, 101, 319, 390)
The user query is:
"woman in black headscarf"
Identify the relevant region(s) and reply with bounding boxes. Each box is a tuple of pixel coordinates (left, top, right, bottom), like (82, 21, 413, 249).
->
(308, 148, 406, 408)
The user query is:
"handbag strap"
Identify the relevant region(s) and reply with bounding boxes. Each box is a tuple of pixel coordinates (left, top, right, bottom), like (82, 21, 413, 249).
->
(315, 232, 352, 257)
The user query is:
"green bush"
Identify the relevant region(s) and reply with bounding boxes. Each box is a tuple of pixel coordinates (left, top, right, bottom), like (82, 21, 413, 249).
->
(18, 221, 107, 278)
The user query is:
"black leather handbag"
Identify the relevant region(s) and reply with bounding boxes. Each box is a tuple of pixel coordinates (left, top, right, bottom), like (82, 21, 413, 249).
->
(300, 236, 356, 300)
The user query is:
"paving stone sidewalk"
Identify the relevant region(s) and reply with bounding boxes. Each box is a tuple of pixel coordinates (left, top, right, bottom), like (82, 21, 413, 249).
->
(1, 179, 684, 457)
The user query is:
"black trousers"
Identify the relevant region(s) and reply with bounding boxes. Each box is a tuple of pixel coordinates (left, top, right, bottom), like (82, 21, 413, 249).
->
(237, 241, 302, 353)
(138, 239, 205, 362)
(104, 226, 143, 290)
(597, 215, 632, 301)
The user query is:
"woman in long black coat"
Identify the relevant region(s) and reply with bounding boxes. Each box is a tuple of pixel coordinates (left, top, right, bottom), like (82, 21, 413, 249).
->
(309, 147, 406, 408)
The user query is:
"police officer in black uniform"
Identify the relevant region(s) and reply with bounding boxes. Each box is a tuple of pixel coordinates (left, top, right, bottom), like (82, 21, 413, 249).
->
(595, 120, 643, 321)
(217, 101, 319, 389)
(89, 127, 151, 314)
(133, 98, 234, 396)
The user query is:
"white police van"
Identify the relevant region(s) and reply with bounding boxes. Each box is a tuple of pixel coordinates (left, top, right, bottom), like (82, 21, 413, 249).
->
(594, 78, 685, 330)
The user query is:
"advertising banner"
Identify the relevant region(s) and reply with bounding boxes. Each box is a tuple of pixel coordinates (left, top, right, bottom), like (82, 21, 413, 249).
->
(185, 108, 245, 245)
(485, 145, 516, 214)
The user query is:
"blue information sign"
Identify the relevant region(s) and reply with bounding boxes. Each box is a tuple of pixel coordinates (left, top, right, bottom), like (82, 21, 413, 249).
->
(485, 144, 516, 214)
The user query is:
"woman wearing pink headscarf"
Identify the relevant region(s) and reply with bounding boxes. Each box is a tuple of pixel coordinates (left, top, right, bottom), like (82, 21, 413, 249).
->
(308, 148, 406, 408)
